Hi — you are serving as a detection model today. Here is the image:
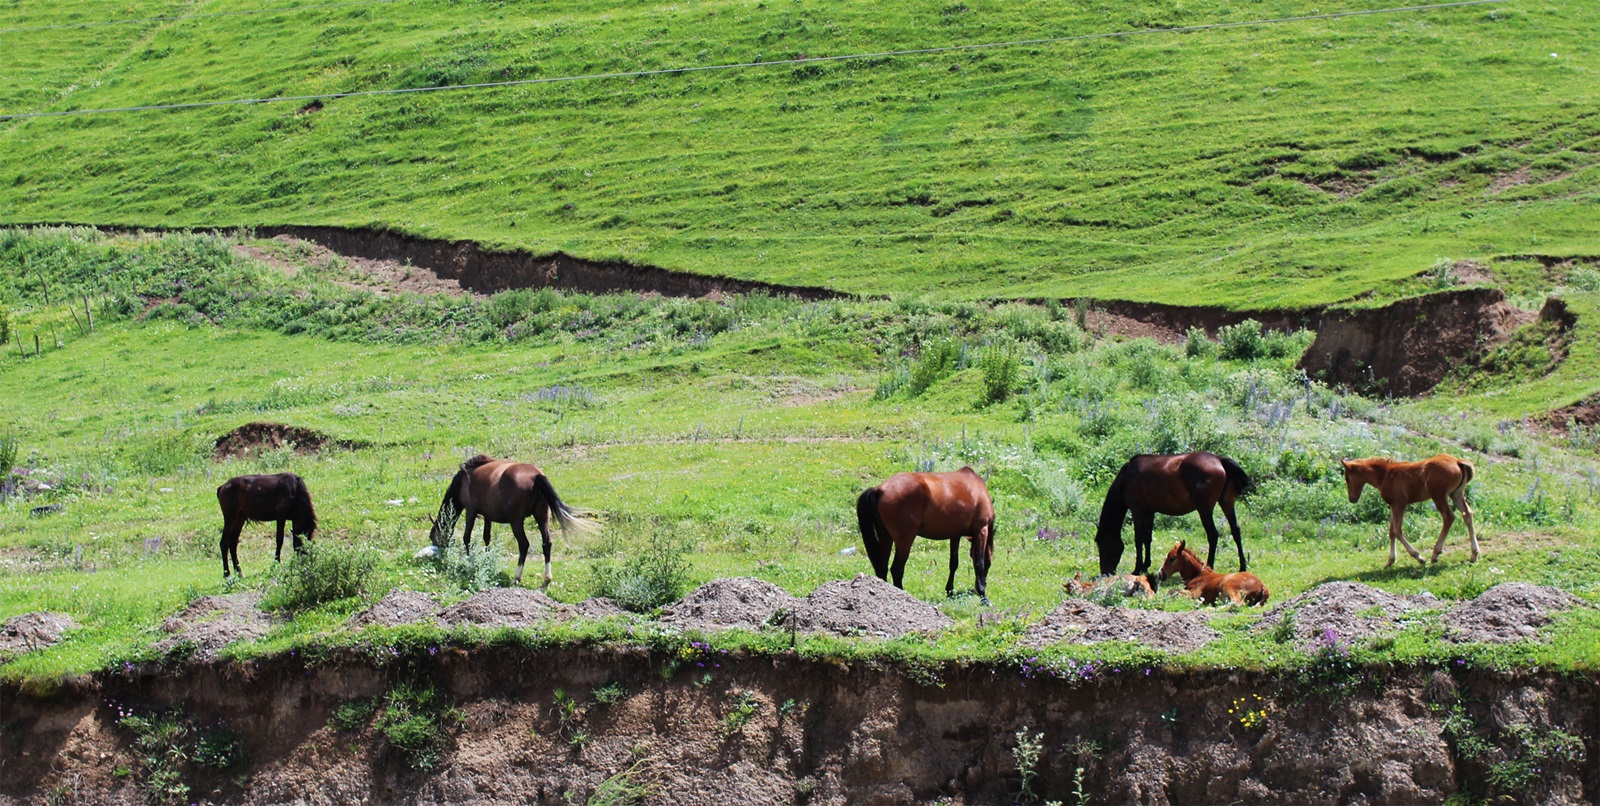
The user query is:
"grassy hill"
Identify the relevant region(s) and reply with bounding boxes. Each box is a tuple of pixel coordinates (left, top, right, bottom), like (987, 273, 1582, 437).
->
(2, 0, 1598, 305)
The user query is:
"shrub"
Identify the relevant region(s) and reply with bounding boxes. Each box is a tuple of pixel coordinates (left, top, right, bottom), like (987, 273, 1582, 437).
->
(908, 338, 962, 396)
(1218, 319, 1266, 360)
(376, 684, 461, 772)
(1184, 326, 1215, 358)
(264, 543, 377, 611)
(979, 341, 1021, 404)
(430, 541, 509, 593)
(587, 530, 692, 612)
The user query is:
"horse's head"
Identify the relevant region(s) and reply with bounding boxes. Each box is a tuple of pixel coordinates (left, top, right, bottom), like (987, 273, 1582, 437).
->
(1340, 459, 1363, 503)
(1157, 540, 1190, 581)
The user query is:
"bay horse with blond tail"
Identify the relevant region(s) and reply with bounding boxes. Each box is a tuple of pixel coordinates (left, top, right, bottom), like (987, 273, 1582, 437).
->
(1341, 454, 1478, 567)
(1158, 540, 1268, 605)
(429, 455, 595, 587)
(856, 467, 996, 604)
(216, 473, 317, 579)
(1095, 452, 1252, 578)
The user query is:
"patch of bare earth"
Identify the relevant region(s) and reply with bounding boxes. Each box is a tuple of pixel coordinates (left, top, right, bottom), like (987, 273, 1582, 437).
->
(1023, 599, 1217, 653)
(0, 612, 78, 661)
(437, 588, 566, 628)
(1255, 582, 1438, 648)
(213, 421, 356, 460)
(789, 574, 953, 638)
(348, 590, 440, 628)
(564, 597, 633, 621)
(242, 235, 475, 297)
(155, 593, 271, 659)
(1443, 582, 1582, 644)
(660, 577, 801, 632)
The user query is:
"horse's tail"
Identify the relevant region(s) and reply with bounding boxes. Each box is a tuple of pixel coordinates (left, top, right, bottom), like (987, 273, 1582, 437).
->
(1455, 460, 1475, 494)
(856, 487, 889, 577)
(533, 474, 597, 535)
(1094, 475, 1129, 576)
(1220, 455, 1253, 497)
(292, 474, 317, 538)
(430, 470, 466, 547)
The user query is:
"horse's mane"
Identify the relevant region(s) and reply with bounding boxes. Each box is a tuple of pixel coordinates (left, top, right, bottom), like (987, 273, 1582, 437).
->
(461, 454, 494, 471)
(294, 475, 318, 535)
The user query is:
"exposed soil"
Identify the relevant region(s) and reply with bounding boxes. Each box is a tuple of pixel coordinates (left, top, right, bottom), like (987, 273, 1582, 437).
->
(1443, 582, 1583, 644)
(3, 649, 1594, 804)
(154, 593, 271, 660)
(212, 421, 359, 460)
(1023, 599, 1217, 653)
(0, 612, 77, 660)
(437, 588, 566, 628)
(789, 574, 954, 638)
(348, 590, 441, 629)
(659, 577, 801, 632)
(1255, 582, 1438, 648)
(564, 597, 633, 622)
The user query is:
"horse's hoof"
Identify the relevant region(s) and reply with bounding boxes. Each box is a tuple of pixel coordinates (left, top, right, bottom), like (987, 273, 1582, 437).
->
(979, 597, 991, 607)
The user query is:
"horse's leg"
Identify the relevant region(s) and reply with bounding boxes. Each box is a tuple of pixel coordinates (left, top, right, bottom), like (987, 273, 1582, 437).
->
(1389, 502, 1424, 566)
(460, 507, 478, 553)
(534, 507, 555, 587)
(971, 523, 992, 605)
(1131, 509, 1155, 576)
(482, 521, 492, 549)
(1196, 506, 1222, 570)
(509, 520, 533, 586)
(945, 538, 960, 598)
(1452, 488, 1479, 563)
(274, 520, 286, 563)
(1221, 498, 1247, 572)
(888, 531, 913, 590)
(231, 535, 242, 578)
(1428, 495, 1455, 564)
(220, 518, 242, 578)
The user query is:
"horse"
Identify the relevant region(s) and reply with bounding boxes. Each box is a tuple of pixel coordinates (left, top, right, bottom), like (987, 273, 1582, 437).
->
(1341, 454, 1478, 567)
(856, 467, 996, 604)
(1157, 540, 1269, 606)
(428, 455, 595, 587)
(216, 473, 317, 578)
(1094, 452, 1252, 578)
(1063, 571, 1157, 598)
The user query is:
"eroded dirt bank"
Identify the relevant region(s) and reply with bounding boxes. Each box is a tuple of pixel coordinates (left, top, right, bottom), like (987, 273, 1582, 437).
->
(2, 649, 1594, 805)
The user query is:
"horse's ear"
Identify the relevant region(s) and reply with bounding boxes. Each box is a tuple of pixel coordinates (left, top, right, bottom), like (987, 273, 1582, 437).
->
(1177, 539, 1186, 550)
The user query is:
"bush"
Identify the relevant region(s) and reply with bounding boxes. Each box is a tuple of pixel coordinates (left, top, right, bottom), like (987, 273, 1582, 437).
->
(587, 530, 692, 612)
(430, 542, 509, 592)
(1218, 319, 1266, 360)
(376, 684, 461, 772)
(908, 339, 962, 396)
(979, 341, 1020, 404)
(1184, 326, 1215, 358)
(264, 543, 377, 611)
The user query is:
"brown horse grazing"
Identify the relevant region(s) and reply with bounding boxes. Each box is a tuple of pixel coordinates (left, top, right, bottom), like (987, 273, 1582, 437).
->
(1341, 454, 1478, 567)
(216, 473, 317, 578)
(1095, 452, 1252, 578)
(428, 455, 595, 587)
(1158, 541, 1269, 606)
(856, 467, 996, 604)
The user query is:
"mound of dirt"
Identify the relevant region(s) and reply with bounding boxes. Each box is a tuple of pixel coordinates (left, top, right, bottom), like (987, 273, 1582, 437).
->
(789, 575, 953, 638)
(1255, 582, 1435, 648)
(155, 594, 271, 659)
(1024, 600, 1217, 653)
(213, 422, 356, 460)
(659, 577, 801, 631)
(438, 588, 566, 628)
(347, 590, 440, 628)
(564, 597, 633, 621)
(0, 612, 78, 660)
(1443, 583, 1582, 644)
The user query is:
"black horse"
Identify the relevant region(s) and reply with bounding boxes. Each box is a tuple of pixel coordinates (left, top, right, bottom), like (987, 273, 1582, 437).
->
(1095, 452, 1251, 577)
(216, 473, 317, 578)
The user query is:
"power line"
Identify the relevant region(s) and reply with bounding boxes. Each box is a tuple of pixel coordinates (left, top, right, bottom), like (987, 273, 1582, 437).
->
(0, 0, 398, 35)
(0, 0, 1509, 122)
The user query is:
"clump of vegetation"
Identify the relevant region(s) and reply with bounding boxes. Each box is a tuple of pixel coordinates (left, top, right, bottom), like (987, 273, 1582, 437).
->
(979, 341, 1021, 405)
(587, 530, 692, 612)
(719, 690, 761, 737)
(1442, 704, 1586, 801)
(110, 704, 244, 804)
(1290, 627, 1362, 699)
(263, 543, 377, 611)
(429, 542, 510, 593)
(1184, 326, 1215, 358)
(1216, 319, 1310, 362)
(1012, 727, 1045, 803)
(375, 684, 462, 772)
(329, 697, 380, 732)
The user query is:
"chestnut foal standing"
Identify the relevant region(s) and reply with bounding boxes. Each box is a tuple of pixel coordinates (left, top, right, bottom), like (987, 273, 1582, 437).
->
(1341, 454, 1478, 567)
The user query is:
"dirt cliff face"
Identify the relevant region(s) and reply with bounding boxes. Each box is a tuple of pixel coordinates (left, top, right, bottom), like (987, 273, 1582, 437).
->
(2, 648, 1593, 805)
(1297, 288, 1537, 397)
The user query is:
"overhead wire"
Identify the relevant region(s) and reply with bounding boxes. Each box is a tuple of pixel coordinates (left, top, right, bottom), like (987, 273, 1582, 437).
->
(0, 0, 1509, 121)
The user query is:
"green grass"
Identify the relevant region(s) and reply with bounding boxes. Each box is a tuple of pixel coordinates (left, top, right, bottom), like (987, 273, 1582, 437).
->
(0, 0, 1597, 306)
(2, 229, 1600, 682)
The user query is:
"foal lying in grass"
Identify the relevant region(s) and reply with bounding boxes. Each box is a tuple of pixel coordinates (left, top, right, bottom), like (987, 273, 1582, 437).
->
(1158, 540, 1269, 606)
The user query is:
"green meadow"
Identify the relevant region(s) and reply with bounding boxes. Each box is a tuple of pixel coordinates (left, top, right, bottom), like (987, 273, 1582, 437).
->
(2, 228, 1599, 681)
(0, 0, 1598, 305)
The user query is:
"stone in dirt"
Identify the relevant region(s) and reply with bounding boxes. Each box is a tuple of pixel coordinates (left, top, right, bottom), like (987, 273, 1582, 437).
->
(1443, 582, 1582, 644)
(1255, 581, 1437, 648)
(0, 612, 78, 660)
(347, 589, 441, 628)
(1024, 599, 1218, 653)
(155, 593, 271, 659)
(659, 577, 801, 631)
(438, 588, 567, 628)
(790, 574, 953, 638)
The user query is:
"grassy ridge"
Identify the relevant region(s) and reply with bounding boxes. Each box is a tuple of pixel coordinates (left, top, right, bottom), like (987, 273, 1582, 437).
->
(0, 0, 1597, 304)
(3, 229, 1599, 680)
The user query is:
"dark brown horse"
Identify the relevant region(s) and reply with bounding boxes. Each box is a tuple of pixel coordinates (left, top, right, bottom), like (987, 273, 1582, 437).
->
(428, 455, 594, 587)
(1095, 452, 1251, 577)
(216, 473, 317, 578)
(856, 467, 996, 604)
(1158, 540, 1269, 606)
(1341, 454, 1478, 566)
